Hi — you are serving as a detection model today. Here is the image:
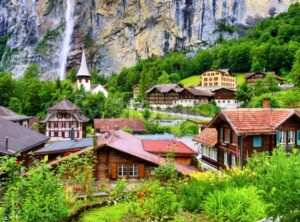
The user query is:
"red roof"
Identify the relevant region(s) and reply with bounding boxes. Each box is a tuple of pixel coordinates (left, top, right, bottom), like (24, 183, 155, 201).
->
(193, 128, 217, 147)
(93, 118, 146, 133)
(209, 109, 300, 134)
(142, 140, 196, 155)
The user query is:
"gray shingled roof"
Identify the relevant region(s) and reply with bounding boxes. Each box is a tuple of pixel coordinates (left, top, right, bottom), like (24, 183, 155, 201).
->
(146, 84, 182, 94)
(0, 118, 48, 155)
(35, 138, 93, 155)
(0, 106, 32, 122)
(48, 99, 81, 111)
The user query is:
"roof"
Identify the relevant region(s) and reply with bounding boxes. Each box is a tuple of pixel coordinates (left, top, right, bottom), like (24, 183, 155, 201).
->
(0, 106, 32, 122)
(209, 109, 300, 135)
(0, 118, 48, 155)
(204, 69, 232, 75)
(193, 128, 217, 147)
(42, 99, 89, 123)
(49, 130, 198, 174)
(185, 88, 214, 97)
(136, 134, 176, 141)
(211, 87, 236, 92)
(142, 140, 196, 155)
(77, 50, 91, 77)
(146, 84, 182, 94)
(34, 138, 93, 155)
(94, 118, 146, 133)
(245, 72, 283, 81)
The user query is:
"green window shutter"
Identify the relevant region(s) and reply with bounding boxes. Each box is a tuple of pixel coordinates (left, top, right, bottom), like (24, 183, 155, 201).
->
(220, 128, 224, 141)
(227, 129, 231, 143)
(276, 132, 281, 146)
(253, 136, 262, 148)
(297, 130, 300, 145)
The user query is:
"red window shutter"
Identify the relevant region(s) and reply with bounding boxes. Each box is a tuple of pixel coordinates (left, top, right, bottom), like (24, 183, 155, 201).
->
(111, 164, 117, 179)
(138, 164, 145, 178)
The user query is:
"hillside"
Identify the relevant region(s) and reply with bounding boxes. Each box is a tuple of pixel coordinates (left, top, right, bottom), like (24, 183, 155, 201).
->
(107, 3, 300, 98)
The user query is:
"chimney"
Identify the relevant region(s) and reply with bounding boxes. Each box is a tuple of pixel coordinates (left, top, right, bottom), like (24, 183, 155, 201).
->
(263, 98, 271, 109)
(5, 136, 8, 152)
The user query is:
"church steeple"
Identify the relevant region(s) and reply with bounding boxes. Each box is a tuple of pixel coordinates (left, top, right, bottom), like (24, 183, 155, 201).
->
(77, 50, 91, 77)
(77, 50, 91, 91)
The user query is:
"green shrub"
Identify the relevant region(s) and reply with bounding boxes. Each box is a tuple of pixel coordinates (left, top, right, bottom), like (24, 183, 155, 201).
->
(191, 103, 220, 117)
(204, 186, 266, 222)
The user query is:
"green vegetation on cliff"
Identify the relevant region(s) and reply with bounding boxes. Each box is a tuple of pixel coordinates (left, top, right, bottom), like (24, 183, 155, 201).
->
(106, 3, 300, 101)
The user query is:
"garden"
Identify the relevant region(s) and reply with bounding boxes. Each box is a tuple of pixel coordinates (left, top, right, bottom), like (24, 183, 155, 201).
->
(1, 148, 300, 222)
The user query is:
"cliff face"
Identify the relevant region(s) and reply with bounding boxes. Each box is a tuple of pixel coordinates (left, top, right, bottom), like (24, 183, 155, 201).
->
(0, 0, 298, 78)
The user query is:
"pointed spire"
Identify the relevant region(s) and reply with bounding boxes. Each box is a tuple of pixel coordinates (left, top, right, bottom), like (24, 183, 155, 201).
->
(77, 50, 91, 77)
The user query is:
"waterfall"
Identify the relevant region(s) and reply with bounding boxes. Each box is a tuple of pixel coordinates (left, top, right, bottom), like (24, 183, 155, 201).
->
(58, 0, 75, 80)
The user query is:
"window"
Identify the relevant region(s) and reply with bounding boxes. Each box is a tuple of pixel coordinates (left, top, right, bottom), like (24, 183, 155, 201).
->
(219, 128, 224, 142)
(129, 164, 138, 177)
(253, 136, 262, 148)
(65, 131, 69, 138)
(288, 131, 295, 144)
(226, 129, 231, 144)
(231, 155, 236, 167)
(202, 146, 217, 161)
(118, 164, 127, 177)
(224, 152, 228, 166)
(280, 131, 286, 144)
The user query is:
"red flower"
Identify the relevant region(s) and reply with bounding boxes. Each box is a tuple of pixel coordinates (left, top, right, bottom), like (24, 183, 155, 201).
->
(16, 160, 21, 165)
(66, 151, 71, 156)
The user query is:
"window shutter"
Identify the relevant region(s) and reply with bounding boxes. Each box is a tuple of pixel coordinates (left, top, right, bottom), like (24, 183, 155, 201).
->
(138, 164, 145, 178)
(276, 132, 280, 146)
(297, 130, 300, 145)
(253, 136, 262, 148)
(227, 129, 231, 143)
(111, 164, 117, 179)
(220, 128, 224, 141)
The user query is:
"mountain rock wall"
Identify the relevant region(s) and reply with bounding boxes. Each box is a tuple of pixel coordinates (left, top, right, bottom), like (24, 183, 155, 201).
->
(0, 0, 298, 78)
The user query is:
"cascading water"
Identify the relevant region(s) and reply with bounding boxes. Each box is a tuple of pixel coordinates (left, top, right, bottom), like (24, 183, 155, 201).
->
(58, 0, 75, 80)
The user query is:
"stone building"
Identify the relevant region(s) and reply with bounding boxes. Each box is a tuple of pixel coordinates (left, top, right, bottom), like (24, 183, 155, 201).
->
(201, 69, 236, 88)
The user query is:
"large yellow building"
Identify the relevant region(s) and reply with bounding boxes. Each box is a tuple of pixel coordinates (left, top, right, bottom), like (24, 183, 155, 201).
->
(201, 69, 236, 88)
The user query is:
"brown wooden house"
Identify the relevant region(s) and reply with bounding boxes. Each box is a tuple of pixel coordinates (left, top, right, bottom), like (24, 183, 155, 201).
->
(245, 72, 284, 84)
(49, 130, 198, 182)
(194, 108, 300, 170)
(0, 106, 32, 128)
(212, 87, 241, 109)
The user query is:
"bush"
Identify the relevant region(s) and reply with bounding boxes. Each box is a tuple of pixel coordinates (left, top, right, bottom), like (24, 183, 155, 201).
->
(131, 181, 180, 220)
(3, 161, 68, 222)
(204, 186, 266, 222)
(191, 103, 220, 117)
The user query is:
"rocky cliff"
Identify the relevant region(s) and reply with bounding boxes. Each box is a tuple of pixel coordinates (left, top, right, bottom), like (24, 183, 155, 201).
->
(0, 0, 298, 78)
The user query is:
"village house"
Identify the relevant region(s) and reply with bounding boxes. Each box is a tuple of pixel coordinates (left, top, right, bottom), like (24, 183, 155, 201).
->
(0, 106, 32, 128)
(194, 104, 300, 170)
(0, 118, 48, 162)
(93, 118, 146, 135)
(76, 50, 108, 97)
(212, 87, 242, 109)
(48, 130, 198, 183)
(146, 84, 213, 108)
(41, 99, 89, 140)
(245, 71, 284, 84)
(201, 69, 236, 88)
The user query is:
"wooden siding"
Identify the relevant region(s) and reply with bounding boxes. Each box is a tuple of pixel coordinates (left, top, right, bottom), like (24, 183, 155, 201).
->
(214, 89, 236, 100)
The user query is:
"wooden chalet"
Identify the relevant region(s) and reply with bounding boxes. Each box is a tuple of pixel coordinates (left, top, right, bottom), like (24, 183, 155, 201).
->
(0, 106, 32, 128)
(212, 87, 241, 109)
(146, 84, 213, 108)
(41, 99, 89, 140)
(93, 118, 146, 135)
(49, 130, 198, 182)
(194, 108, 300, 170)
(245, 72, 284, 84)
(0, 118, 48, 163)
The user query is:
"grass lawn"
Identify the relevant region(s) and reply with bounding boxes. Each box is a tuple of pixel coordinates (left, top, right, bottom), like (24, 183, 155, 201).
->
(79, 202, 131, 222)
(79, 202, 211, 222)
(180, 75, 201, 88)
(235, 73, 245, 86)
(190, 103, 220, 117)
(121, 109, 183, 120)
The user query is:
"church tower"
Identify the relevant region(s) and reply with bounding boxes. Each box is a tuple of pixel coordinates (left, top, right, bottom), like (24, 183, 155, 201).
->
(76, 50, 91, 91)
